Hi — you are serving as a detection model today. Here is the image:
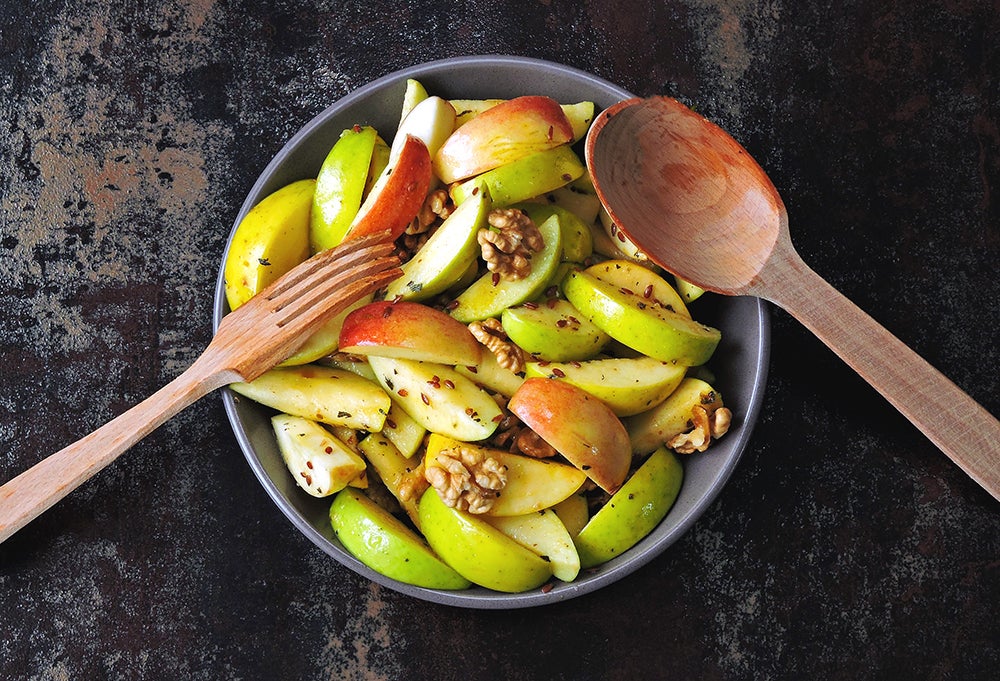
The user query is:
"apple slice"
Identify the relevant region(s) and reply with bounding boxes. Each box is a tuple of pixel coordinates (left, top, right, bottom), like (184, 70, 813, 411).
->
(425, 434, 587, 516)
(367, 356, 502, 442)
(330, 488, 471, 590)
(484, 510, 581, 582)
(552, 493, 589, 537)
(584, 259, 690, 318)
(224, 178, 313, 311)
(392, 95, 456, 160)
(310, 125, 378, 252)
(272, 414, 367, 497)
(507, 377, 632, 494)
(455, 348, 525, 398)
(357, 434, 427, 525)
(338, 300, 482, 366)
(418, 488, 553, 592)
(399, 78, 429, 126)
(381, 399, 427, 459)
(501, 298, 610, 362)
(524, 356, 687, 417)
(562, 269, 721, 366)
(449, 213, 563, 323)
(449, 145, 585, 208)
(449, 98, 505, 126)
(383, 186, 490, 302)
(625, 377, 725, 455)
(279, 294, 371, 367)
(342, 134, 432, 242)
(229, 364, 390, 432)
(514, 202, 594, 263)
(433, 95, 574, 184)
(574, 446, 684, 568)
(675, 275, 706, 304)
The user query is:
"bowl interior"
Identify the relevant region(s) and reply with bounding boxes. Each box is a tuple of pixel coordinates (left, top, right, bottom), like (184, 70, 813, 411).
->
(213, 55, 770, 608)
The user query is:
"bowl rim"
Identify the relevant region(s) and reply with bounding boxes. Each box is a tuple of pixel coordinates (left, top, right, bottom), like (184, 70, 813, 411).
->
(212, 54, 771, 609)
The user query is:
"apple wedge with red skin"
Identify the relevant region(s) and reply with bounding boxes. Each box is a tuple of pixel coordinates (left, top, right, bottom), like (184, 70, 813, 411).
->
(338, 300, 482, 366)
(342, 134, 432, 242)
(433, 96, 575, 184)
(507, 377, 631, 494)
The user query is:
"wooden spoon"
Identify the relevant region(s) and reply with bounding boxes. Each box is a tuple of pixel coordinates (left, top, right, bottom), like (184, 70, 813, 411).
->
(586, 96, 1000, 501)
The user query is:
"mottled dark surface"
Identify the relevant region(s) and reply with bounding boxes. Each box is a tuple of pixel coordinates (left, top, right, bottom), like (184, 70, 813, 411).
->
(1, 1, 998, 679)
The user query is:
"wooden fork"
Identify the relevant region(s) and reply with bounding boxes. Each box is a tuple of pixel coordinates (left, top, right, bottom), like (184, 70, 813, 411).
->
(0, 231, 402, 543)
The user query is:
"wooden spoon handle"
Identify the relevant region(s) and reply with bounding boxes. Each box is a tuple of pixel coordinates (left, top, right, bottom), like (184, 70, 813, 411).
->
(0, 356, 230, 543)
(760, 257, 1000, 501)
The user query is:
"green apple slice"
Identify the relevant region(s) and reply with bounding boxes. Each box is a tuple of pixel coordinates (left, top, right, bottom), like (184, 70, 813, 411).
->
(330, 488, 471, 590)
(562, 269, 721, 366)
(524, 356, 687, 417)
(225, 178, 314, 311)
(625, 377, 725, 455)
(514, 202, 593, 263)
(272, 414, 366, 497)
(485, 510, 581, 582)
(573, 446, 684, 568)
(675, 275, 706, 304)
(449, 214, 563, 323)
(229, 364, 390, 432)
(399, 78, 429, 126)
(561, 101, 595, 142)
(367, 356, 502, 442)
(450, 145, 585, 207)
(454, 349, 525, 398)
(552, 494, 589, 537)
(384, 188, 490, 301)
(584, 259, 690, 319)
(418, 488, 553, 592)
(501, 298, 610, 362)
(311, 126, 378, 253)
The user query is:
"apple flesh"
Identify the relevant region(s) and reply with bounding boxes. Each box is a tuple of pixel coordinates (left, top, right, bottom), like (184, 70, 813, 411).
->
(433, 95, 574, 184)
(392, 95, 456, 160)
(449, 213, 563, 323)
(311, 126, 378, 253)
(425, 434, 587, 516)
(229, 364, 390, 432)
(625, 377, 726, 455)
(485, 510, 580, 582)
(272, 414, 367, 497)
(454, 350, 525, 399)
(501, 298, 610, 363)
(583, 259, 690, 318)
(338, 300, 482, 366)
(330, 488, 471, 590)
(552, 494, 589, 537)
(383, 187, 490, 302)
(514, 202, 593, 264)
(524, 356, 687, 417)
(342, 134, 432, 242)
(562, 268, 721, 367)
(279, 294, 371, 367)
(507, 377, 632, 494)
(574, 446, 684, 568)
(449, 145, 585, 208)
(224, 178, 313, 311)
(418, 487, 553, 592)
(367, 356, 502, 442)
(357, 435, 427, 525)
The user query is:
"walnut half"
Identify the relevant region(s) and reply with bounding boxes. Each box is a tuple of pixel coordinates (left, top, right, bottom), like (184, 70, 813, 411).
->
(424, 445, 508, 514)
(478, 208, 544, 281)
(468, 317, 526, 374)
(667, 399, 733, 454)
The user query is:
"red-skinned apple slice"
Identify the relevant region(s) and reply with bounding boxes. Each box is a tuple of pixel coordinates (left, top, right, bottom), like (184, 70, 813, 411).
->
(338, 300, 482, 366)
(343, 134, 432, 242)
(433, 95, 575, 184)
(507, 377, 631, 493)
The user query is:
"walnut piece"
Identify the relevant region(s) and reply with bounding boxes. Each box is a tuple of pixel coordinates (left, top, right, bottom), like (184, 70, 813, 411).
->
(399, 189, 455, 257)
(424, 445, 507, 514)
(478, 208, 544, 281)
(667, 401, 733, 454)
(468, 317, 526, 373)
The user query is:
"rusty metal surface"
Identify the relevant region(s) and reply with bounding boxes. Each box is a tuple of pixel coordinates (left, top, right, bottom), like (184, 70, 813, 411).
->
(1, 1, 998, 678)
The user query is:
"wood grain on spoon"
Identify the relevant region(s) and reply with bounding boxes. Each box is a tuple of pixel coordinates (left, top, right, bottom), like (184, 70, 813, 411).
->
(586, 96, 1000, 501)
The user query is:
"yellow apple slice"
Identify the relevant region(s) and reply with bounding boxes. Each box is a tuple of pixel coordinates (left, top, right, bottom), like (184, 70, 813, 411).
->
(433, 95, 575, 184)
(343, 134, 432, 242)
(552, 493, 589, 537)
(418, 488, 553, 592)
(380, 400, 426, 459)
(485, 510, 581, 582)
(454, 349, 525, 398)
(357, 435, 426, 526)
(330, 488, 471, 590)
(224, 178, 314, 311)
(272, 414, 366, 497)
(367, 357, 502, 442)
(424, 434, 587, 516)
(507, 377, 632, 494)
(625, 377, 726, 455)
(524, 356, 687, 417)
(229, 365, 390, 432)
(338, 300, 482, 366)
(574, 446, 684, 568)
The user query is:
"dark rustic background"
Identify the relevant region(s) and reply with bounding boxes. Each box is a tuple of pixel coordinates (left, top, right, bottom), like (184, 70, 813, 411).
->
(2, 1, 998, 679)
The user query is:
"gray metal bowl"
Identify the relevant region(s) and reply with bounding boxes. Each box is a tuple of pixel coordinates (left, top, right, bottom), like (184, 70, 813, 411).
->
(212, 55, 770, 608)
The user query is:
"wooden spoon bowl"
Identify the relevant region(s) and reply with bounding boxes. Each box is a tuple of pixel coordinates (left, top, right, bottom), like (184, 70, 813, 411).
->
(586, 96, 1000, 500)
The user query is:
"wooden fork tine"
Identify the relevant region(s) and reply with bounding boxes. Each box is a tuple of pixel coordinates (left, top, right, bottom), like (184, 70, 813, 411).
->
(265, 231, 394, 301)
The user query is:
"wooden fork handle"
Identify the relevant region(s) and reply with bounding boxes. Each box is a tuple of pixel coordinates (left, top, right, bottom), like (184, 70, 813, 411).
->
(761, 258, 1000, 501)
(0, 355, 234, 543)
